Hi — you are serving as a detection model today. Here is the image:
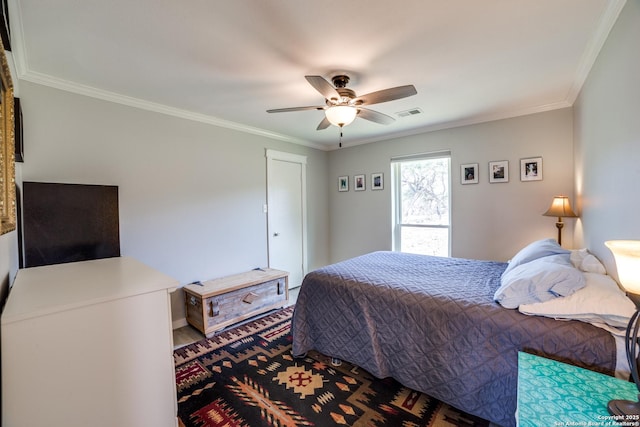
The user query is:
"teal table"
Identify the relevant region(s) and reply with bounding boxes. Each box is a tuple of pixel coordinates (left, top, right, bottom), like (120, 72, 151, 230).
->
(518, 352, 639, 426)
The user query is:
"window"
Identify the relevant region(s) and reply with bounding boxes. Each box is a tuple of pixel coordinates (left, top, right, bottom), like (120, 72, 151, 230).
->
(392, 152, 451, 256)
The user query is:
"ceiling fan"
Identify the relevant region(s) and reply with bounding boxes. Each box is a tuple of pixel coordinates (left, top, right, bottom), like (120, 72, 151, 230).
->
(267, 75, 417, 131)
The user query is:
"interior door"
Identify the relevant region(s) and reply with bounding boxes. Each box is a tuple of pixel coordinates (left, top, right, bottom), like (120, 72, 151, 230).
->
(266, 150, 307, 288)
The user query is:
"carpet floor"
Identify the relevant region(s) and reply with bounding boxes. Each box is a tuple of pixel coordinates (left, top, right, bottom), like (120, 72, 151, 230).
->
(174, 306, 490, 427)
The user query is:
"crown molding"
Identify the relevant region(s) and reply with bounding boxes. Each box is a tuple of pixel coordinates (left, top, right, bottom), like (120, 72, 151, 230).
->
(334, 99, 572, 150)
(7, 0, 625, 153)
(6, 0, 328, 150)
(565, 0, 627, 104)
(19, 69, 331, 150)
(334, 0, 628, 152)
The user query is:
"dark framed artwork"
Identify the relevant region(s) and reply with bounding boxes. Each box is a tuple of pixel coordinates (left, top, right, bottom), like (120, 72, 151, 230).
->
(0, 0, 10, 51)
(14, 97, 22, 162)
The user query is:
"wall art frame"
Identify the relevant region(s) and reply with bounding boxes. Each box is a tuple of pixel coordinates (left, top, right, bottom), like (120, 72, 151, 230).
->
(354, 174, 365, 191)
(14, 97, 22, 162)
(0, 0, 10, 52)
(338, 176, 349, 192)
(520, 157, 543, 181)
(0, 35, 15, 235)
(371, 173, 383, 190)
(489, 160, 509, 183)
(460, 163, 478, 184)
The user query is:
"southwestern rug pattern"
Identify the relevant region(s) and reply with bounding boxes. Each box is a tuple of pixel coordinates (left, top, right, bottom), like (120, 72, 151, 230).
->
(174, 306, 490, 427)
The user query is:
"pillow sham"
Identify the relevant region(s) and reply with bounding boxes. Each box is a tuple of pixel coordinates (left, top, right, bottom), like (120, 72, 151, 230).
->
(518, 272, 634, 329)
(502, 238, 570, 278)
(494, 254, 584, 309)
(570, 248, 607, 274)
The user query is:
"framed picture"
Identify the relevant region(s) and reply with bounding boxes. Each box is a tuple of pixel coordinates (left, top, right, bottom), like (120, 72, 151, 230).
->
(489, 160, 509, 183)
(14, 97, 23, 163)
(338, 176, 349, 192)
(0, 41, 15, 235)
(371, 173, 383, 190)
(460, 163, 478, 184)
(354, 174, 366, 191)
(520, 157, 543, 181)
(0, 0, 10, 52)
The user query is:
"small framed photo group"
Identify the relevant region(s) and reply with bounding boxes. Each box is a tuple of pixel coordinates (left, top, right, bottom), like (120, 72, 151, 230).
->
(338, 173, 384, 192)
(461, 157, 542, 185)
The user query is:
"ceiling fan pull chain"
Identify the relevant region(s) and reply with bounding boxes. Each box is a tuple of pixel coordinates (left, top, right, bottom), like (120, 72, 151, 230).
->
(339, 127, 343, 148)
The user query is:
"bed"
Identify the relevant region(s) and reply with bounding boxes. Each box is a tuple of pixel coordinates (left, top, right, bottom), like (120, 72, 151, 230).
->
(291, 243, 633, 426)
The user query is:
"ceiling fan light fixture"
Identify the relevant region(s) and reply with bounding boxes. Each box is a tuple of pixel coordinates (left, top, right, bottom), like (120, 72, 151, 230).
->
(325, 105, 357, 127)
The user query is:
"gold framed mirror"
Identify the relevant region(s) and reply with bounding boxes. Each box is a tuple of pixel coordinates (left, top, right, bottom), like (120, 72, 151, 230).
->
(0, 36, 15, 235)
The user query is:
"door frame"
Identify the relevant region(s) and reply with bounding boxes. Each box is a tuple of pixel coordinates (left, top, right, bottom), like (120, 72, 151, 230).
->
(265, 149, 308, 283)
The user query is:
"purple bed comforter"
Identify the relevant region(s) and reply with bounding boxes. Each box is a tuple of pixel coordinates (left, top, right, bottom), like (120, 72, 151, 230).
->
(291, 251, 617, 426)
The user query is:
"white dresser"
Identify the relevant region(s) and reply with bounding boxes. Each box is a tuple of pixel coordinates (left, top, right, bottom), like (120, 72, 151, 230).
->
(1, 257, 179, 427)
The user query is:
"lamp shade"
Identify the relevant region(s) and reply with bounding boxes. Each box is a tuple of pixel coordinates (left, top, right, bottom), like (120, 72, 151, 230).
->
(325, 106, 357, 127)
(543, 196, 577, 218)
(606, 240, 640, 295)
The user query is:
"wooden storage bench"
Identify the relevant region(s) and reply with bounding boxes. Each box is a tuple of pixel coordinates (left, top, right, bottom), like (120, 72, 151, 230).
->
(184, 268, 289, 337)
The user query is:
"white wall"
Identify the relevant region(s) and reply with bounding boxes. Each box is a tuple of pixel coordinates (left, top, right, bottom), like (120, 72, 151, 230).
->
(573, 0, 640, 275)
(0, 164, 21, 310)
(329, 108, 576, 263)
(17, 81, 329, 324)
(0, 231, 18, 308)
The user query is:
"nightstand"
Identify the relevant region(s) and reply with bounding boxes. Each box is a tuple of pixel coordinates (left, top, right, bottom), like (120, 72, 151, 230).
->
(518, 351, 638, 426)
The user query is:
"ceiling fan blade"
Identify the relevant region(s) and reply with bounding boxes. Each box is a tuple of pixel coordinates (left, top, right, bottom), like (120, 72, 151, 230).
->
(305, 75, 341, 101)
(316, 117, 331, 130)
(357, 108, 395, 125)
(266, 106, 325, 113)
(354, 85, 417, 105)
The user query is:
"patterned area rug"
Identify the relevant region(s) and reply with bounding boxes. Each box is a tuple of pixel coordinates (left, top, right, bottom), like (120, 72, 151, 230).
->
(174, 306, 490, 427)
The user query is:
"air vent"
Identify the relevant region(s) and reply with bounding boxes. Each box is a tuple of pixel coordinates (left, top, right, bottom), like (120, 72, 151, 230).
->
(396, 108, 423, 118)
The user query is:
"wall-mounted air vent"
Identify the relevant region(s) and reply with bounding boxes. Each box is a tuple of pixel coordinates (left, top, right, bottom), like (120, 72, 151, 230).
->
(396, 108, 423, 118)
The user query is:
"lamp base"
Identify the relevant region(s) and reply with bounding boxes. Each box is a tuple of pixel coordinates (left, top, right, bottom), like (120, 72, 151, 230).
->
(608, 398, 640, 416)
(555, 220, 564, 246)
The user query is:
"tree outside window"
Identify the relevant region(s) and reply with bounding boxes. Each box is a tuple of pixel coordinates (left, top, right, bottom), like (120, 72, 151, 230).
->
(392, 155, 450, 256)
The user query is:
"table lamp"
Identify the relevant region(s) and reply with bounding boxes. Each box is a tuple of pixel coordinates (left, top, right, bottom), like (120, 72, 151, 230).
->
(606, 240, 640, 416)
(543, 196, 577, 246)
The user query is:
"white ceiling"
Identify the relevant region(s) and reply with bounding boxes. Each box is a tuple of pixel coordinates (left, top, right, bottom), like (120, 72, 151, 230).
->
(7, 0, 626, 150)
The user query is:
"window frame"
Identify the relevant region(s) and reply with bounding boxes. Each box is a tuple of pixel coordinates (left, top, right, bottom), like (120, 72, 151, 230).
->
(391, 151, 452, 256)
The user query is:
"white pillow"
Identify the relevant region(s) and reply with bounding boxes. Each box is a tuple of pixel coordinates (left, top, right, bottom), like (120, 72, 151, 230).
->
(570, 249, 607, 274)
(494, 254, 585, 309)
(502, 238, 570, 278)
(518, 272, 634, 329)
